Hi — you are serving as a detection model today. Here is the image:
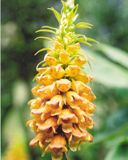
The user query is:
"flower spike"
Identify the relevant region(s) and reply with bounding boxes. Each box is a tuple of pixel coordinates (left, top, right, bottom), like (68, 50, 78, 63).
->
(28, 0, 96, 159)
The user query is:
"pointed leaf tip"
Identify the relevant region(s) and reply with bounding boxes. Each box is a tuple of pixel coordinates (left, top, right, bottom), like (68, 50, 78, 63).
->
(48, 7, 61, 23)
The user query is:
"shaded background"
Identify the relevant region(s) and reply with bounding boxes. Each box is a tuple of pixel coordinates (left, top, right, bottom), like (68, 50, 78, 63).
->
(1, 0, 128, 160)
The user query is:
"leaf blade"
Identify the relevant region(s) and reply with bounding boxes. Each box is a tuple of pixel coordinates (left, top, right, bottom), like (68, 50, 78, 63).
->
(48, 7, 61, 23)
(76, 22, 93, 29)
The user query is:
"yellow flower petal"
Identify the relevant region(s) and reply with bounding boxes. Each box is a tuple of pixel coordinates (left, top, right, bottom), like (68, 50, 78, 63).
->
(56, 79, 71, 92)
(65, 65, 80, 77)
(37, 83, 58, 100)
(31, 106, 44, 115)
(78, 116, 94, 131)
(59, 51, 70, 64)
(72, 126, 87, 139)
(36, 67, 50, 75)
(37, 117, 57, 132)
(70, 56, 87, 66)
(50, 65, 65, 79)
(46, 135, 67, 158)
(66, 91, 83, 106)
(54, 41, 64, 51)
(28, 98, 42, 109)
(41, 95, 63, 120)
(71, 80, 91, 94)
(60, 109, 78, 121)
(81, 100, 96, 113)
(66, 43, 80, 54)
(81, 92, 96, 101)
(29, 133, 44, 146)
(62, 123, 73, 133)
(72, 80, 96, 101)
(26, 119, 37, 131)
(44, 54, 58, 66)
(85, 132, 93, 142)
(75, 72, 93, 83)
(58, 109, 78, 124)
(71, 106, 85, 123)
(47, 95, 63, 108)
(36, 74, 54, 85)
(31, 86, 40, 97)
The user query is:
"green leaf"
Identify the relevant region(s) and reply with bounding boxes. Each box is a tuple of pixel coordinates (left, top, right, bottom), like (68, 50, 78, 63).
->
(33, 72, 40, 81)
(84, 48, 128, 88)
(34, 48, 50, 55)
(76, 34, 87, 40)
(87, 37, 98, 44)
(35, 29, 56, 34)
(68, 4, 79, 22)
(61, 0, 67, 12)
(94, 122, 128, 145)
(73, 4, 79, 15)
(76, 35, 97, 46)
(76, 22, 93, 29)
(105, 147, 118, 160)
(105, 140, 128, 160)
(41, 26, 57, 31)
(36, 60, 45, 70)
(97, 43, 128, 69)
(48, 7, 61, 23)
(34, 36, 53, 41)
(78, 38, 92, 46)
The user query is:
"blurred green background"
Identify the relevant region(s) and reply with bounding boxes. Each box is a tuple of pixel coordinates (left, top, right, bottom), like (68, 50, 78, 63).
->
(1, 0, 128, 160)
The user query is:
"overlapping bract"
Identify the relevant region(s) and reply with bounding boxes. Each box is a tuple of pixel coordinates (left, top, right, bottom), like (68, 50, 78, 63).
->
(27, 1, 96, 159)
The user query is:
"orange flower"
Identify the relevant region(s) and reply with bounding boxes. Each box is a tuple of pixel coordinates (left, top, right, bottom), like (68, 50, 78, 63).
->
(58, 109, 78, 133)
(56, 79, 71, 92)
(31, 85, 40, 97)
(41, 95, 63, 120)
(36, 74, 54, 85)
(36, 67, 50, 75)
(72, 80, 96, 101)
(66, 91, 84, 106)
(79, 100, 96, 114)
(75, 72, 93, 83)
(29, 133, 44, 147)
(27, 119, 37, 131)
(45, 135, 67, 160)
(71, 106, 86, 123)
(81, 91, 96, 101)
(37, 83, 58, 100)
(72, 80, 91, 93)
(31, 106, 44, 115)
(44, 54, 58, 66)
(50, 65, 65, 79)
(66, 43, 80, 54)
(78, 116, 94, 131)
(70, 56, 87, 66)
(65, 65, 80, 77)
(37, 117, 57, 133)
(28, 97, 42, 109)
(54, 41, 64, 51)
(59, 51, 70, 64)
(69, 126, 93, 151)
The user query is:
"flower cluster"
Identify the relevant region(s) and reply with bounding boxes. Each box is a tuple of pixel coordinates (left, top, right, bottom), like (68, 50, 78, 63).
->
(27, 0, 96, 159)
